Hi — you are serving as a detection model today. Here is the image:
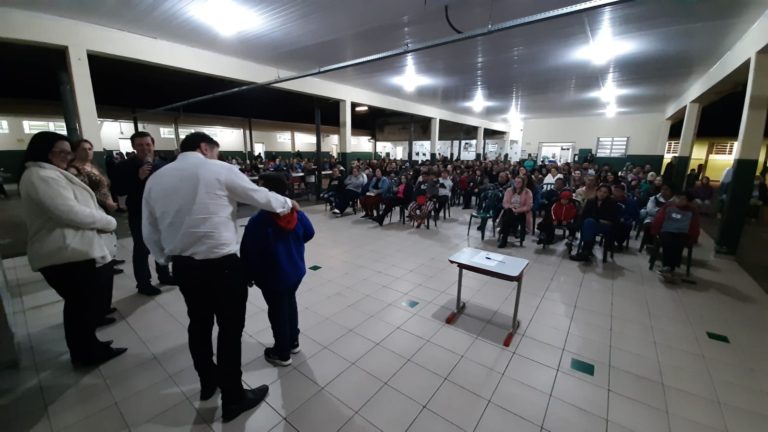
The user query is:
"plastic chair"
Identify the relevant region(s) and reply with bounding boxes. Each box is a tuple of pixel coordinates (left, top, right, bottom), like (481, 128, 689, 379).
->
(647, 237, 693, 277)
(467, 190, 502, 241)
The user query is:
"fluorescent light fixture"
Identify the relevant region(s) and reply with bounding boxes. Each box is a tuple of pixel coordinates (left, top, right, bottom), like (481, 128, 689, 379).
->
(605, 102, 618, 117)
(576, 25, 631, 65)
(392, 56, 431, 92)
(600, 80, 618, 103)
(466, 89, 490, 113)
(354, 106, 369, 112)
(192, 0, 262, 37)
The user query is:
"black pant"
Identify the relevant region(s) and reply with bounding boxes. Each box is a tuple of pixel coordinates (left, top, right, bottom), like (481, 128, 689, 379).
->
(462, 189, 476, 208)
(260, 284, 300, 358)
(98, 262, 115, 315)
(435, 195, 449, 218)
(335, 189, 360, 213)
(500, 210, 526, 241)
(661, 232, 688, 270)
(538, 220, 576, 243)
(173, 254, 247, 403)
(39, 260, 103, 358)
(128, 216, 171, 288)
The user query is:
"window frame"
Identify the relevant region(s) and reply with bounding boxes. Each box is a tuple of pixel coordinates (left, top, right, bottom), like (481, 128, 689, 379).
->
(596, 136, 629, 158)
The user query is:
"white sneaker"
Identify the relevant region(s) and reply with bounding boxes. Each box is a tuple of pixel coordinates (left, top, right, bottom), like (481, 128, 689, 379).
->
(332, 209, 340, 215)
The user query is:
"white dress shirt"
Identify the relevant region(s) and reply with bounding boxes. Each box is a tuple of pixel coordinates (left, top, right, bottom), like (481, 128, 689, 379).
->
(142, 152, 292, 264)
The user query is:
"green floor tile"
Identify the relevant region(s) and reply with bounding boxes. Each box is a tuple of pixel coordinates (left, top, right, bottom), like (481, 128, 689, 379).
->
(570, 358, 595, 376)
(706, 331, 730, 344)
(402, 300, 420, 308)
(308, 265, 322, 271)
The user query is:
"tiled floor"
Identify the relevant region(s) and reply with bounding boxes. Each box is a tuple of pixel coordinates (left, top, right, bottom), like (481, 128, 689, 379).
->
(2, 204, 768, 432)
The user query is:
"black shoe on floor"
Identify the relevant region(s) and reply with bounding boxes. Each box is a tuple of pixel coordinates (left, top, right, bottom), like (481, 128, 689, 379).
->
(158, 276, 177, 286)
(138, 285, 162, 296)
(105, 306, 118, 316)
(290, 341, 301, 354)
(264, 347, 292, 367)
(71, 347, 127, 367)
(112, 259, 126, 265)
(570, 253, 590, 262)
(112, 267, 124, 275)
(96, 316, 116, 327)
(222, 385, 269, 423)
(374, 215, 384, 226)
(200, 381, 219, 401)
(99, 339, 114, 347)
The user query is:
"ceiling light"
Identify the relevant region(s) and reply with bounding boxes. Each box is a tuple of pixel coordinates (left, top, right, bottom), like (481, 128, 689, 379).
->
(192, 0, 262, 37)
(466, 89, 490, 113)
(354, 106, 369, 112)
(576, 25, 631, 65)
(605, 102, 617, 117)
(600, 80, 618, 103)
(391, 56, 431, 92)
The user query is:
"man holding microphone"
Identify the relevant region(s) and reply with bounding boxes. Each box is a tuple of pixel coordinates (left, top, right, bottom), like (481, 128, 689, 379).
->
(122, 131, 175, 295)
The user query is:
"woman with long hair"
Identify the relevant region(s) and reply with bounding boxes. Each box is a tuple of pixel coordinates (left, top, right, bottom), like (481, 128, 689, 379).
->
(20, 132, 127, 366)
(498, 176, 533, 248)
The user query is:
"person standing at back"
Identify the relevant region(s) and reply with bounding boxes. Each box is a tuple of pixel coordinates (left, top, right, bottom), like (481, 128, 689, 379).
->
(121, 131, 175, 295)
(142, 132, 299, 423)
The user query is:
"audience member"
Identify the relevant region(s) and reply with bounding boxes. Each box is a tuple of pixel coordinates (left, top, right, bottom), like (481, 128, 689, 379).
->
(498, 176, 533, 248)
(651, 190, 700, 282)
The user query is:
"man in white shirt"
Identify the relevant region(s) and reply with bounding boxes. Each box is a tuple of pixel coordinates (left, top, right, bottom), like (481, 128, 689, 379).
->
(142, 132, 298, 423)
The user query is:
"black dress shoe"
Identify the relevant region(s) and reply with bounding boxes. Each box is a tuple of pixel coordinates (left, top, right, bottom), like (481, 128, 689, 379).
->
(71, 347, 127, 367)
(138, 285, 162, 296)
(99, 339, 114, 347)
(200, 382, 219, 401)
(105, 307, 118, 315)
(96, 316, 116, 327)
(112, 267, 124, 275)
(222, 385, 269, 423)
(112, 259, 126, 265)
(158, 276, 177, 286)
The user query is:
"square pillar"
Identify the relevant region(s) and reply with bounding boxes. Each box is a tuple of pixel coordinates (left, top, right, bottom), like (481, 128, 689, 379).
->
(670, 103, 700, 189)
(476, 127, 484, 161)
(430, 118, 439, 161)
(656, 119, 672, 174)
(339, 100, 351, 169)
(717, 53, 768, 254)
(65, 46, 101, 151)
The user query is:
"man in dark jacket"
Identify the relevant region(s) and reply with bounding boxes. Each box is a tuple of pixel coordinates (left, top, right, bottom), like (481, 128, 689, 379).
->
(570, 184, 619, 262)
(240, 174, 314, 366)
(121, 131, 175, 295)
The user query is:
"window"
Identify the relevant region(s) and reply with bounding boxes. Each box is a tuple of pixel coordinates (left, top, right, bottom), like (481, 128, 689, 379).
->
(596, 137, 628, 157)
(22, 120, 67, 134)
(712, 142, 736, 156)
(0, 120, 8, 133)
(664, 141, 680, 157)
(159, 127, 196, 139)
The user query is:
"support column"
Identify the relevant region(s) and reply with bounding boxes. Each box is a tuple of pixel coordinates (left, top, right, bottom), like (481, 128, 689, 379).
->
(314, 102, 323, 198)
(476, 127, 484, 161)
(57, 71, 79, 140)
(248, 118, 254, 155)
(717, 53, 768, 255)
(65, 46, 101, 150)
(339, 100, 351, 169)
(408, 116, 414, 165)
(430, 118, 439, 161)
(656, 119, 672, 174)
(670, 103, 700, 189)
(173, 117, 181, 149)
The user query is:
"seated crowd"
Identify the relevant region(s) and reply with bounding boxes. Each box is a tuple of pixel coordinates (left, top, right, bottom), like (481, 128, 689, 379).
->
(318, 154, 714, 281)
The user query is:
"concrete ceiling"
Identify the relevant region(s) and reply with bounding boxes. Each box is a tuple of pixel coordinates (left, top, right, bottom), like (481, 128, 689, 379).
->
(5, 0, 768, 121)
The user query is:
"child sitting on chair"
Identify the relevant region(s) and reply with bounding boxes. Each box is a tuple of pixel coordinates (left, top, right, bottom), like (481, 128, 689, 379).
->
(538, 190, 578, 246)
(651, 190, 700, 282)
(409, 172, 438, 228)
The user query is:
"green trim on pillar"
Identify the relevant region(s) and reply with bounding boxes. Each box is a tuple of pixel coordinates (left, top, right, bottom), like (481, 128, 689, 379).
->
(430, 153, 437, 161)
(670, 155, 691, 191)
(716, 158, 759, 255)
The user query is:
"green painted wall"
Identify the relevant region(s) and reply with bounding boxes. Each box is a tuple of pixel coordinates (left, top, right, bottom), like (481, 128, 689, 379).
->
(593, 154, 663, 174)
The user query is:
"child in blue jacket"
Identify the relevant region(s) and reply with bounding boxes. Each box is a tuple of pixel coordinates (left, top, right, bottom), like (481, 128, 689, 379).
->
(240, 173, 315, 366)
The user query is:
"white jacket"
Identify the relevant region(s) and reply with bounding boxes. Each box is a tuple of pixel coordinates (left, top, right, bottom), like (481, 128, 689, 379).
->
(20, 162, 117, 271)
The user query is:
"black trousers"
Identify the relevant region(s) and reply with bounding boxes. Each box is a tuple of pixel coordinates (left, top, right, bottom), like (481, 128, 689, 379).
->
(173, 254, 247, 403)
(499, 210, 527, 241)
(99, 261, 115, 315)
(661, 232, 688, 270)
(335, 189, 360, 213)
(128, 216, 170, 289)
(260, 283, 300, 358)
(538, 219, 576, 243)
(39, 259, 103, 358)
(435, 195, 449, 217)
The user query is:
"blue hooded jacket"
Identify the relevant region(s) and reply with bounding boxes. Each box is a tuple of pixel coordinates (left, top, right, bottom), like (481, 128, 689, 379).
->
(240, 209, 315, 290)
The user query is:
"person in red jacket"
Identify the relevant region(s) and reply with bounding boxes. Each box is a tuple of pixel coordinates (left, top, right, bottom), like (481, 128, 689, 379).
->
(651, 190, 700, 281)
(537, 190, 578, 245)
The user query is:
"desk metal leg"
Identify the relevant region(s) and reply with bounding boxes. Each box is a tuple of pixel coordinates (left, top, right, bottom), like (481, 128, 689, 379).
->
(503, 278, 523, 347)
(446, 268, 466, 324)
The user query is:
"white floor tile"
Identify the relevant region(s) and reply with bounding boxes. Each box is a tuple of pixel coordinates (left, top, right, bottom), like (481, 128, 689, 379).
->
(608, 391, 670, 432)
(328, 331, 376, 363)
(609, 367, 666, 410)
(356, 345, 408, 382)
(399, 314, 443, 340)
(447, 357, 502, 399)
(354, 317, 397, 343)
(720, 403, 768, 432)
(426, 380, 488, 432)
(287, 390, 355, 432)
(490, 376, 549, 425)
(57, 404, 128, 432)
(516, 336, 562, 369)
(665, 387, 726, 430)
(326, 365, 384, 411)
(388, 361, 443, 405)
(359, 385, 422, 432)
(116, 377, 187, 427)
(338, 415, 381, 432)
(266, 369, 321, 416)
(380, 329, 427, 359)
(296, 348, 351, 387)
(504, 353, 557, 393)
(303, 319, 349, 346)
(411, 342, 462, 377)
(475, 402, 539, 432)
(429, 326, 475, 355)
(552, 372, 607, 418)
(408, 409, 464, 432)
(544, 397, 607, 432)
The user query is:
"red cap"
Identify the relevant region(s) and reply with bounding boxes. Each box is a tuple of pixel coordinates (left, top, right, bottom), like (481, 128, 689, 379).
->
(560, 190, 573, 200)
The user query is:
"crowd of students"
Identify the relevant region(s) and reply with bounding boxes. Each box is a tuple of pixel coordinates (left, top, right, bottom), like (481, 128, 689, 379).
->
(319, 155, 711, 281)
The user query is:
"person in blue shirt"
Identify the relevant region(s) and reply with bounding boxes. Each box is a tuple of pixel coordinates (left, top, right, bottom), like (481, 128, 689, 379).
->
(240, 173, 315, 367)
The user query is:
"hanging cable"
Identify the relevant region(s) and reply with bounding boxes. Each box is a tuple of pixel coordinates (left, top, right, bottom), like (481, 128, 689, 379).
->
(444, 5, 463, 34)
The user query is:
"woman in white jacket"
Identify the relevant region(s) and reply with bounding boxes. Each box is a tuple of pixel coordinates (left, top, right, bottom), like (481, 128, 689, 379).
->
(20, 131, 127, 366)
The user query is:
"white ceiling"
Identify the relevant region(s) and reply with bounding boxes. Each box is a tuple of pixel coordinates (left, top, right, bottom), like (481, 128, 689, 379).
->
(5, 0, 768, 121)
